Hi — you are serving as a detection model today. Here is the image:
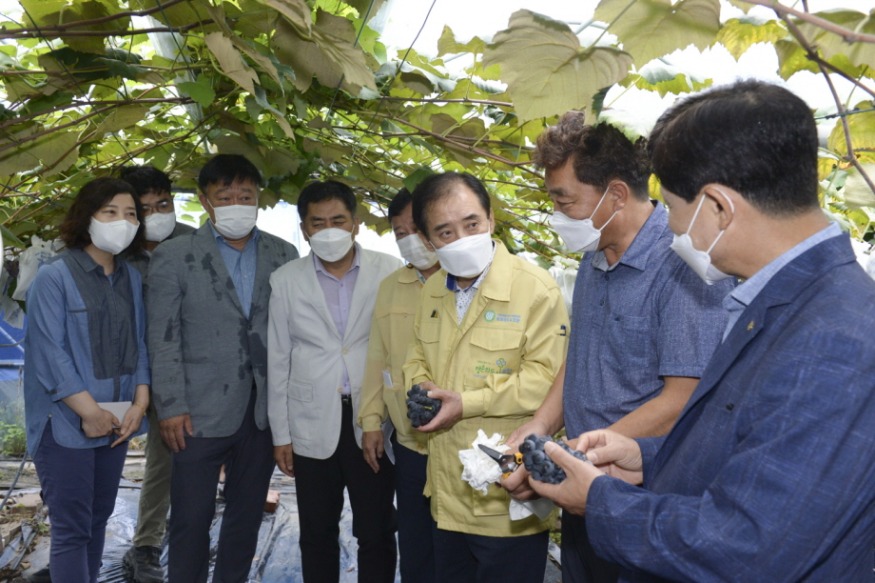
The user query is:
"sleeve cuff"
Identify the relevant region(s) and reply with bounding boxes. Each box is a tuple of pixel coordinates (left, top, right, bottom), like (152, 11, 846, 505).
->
(461, 389, 488, 418)
(585, 476, 618, 556)
(636, 436, 664, 480)
(152, 390, 189, 421)
(658, 364, 706, 379)
(360, 414, 384, 433)
(50, 378, 89, 402)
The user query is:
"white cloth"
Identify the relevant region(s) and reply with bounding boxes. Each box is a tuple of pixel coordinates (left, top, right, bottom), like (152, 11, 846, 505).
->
(458, 429, 555, 521)
(12, 236, 63, 301)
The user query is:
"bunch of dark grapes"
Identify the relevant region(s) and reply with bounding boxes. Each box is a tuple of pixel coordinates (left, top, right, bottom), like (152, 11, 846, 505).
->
(406, 384, 442, 428)
(519, 434, 589, 484)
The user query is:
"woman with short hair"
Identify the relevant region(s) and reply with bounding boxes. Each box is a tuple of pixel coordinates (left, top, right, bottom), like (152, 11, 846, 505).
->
(24, 176, 151, 583)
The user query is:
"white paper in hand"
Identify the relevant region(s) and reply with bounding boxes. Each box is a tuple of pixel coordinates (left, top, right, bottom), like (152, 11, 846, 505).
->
(458, 429, 507, 495)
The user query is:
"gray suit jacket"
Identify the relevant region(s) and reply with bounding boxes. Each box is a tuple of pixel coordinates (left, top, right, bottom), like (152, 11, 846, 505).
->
(146, 224, 298, 437)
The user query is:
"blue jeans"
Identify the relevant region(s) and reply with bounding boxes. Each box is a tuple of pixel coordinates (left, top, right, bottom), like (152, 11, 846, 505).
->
(33, 421, 128, 583)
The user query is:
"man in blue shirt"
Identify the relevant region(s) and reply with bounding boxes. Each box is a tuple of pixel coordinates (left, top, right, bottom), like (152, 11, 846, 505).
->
(147, 155, 298, 583)
(505, 117, 733, 583)
(531, 80, 875, 581)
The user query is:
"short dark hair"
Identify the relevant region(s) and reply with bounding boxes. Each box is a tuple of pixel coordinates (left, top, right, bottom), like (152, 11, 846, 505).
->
(648, 80, 820, 216)
(198, 154, 263, 192)
(411, 172, 491, 234)
(387, 188, 412, 220)
(59, 177, 145, 253)
(118, 165, 171, 197)
(534, 114, 651, 201)
(297, 180, 357, 222)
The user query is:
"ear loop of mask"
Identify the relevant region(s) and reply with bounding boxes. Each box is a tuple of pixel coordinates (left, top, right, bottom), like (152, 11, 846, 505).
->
(590, 186, 617, 230)
(687, 190, 735, 254)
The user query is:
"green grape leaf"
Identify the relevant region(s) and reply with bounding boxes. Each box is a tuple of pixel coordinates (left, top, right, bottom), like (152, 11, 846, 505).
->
(484, 10, 632, 121)
(594, 0, 720, 65)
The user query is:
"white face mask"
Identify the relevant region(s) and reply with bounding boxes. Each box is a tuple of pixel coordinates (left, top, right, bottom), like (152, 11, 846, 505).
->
(669, 194, 734, 285)
(89, 217, 139, 255)
(207, 201, 257, 240)
(397, 233, 438, 270)
(434, 232, 493, 278)
(144, 211, 176, 242)
(549, 187, 617, 253)
(309, 227, 354, 262)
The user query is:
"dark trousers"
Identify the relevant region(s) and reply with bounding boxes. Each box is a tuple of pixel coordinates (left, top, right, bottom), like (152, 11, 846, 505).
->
(394, 442, 435, 583)
(294, 401, 397, 583)
(167, 393, 275, 583)
(432, 527, 548, 583)
(33, 421, 128, 583)
(562, 512, 620, 583)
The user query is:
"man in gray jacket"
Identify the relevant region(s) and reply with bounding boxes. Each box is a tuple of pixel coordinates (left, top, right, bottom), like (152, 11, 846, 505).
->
(147, 154, 298, 583)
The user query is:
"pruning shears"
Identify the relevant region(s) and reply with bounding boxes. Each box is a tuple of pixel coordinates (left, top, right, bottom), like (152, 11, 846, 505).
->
(478, 444, 522, 477)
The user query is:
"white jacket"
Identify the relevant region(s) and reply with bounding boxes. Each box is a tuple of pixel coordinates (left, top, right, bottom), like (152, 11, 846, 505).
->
(267, 245, 401, 459)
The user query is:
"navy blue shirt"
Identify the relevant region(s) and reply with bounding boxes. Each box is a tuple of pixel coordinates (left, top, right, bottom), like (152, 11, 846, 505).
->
(564, 203, 733, 436)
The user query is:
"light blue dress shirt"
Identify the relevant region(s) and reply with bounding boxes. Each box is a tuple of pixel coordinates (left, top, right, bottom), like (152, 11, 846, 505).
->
(209, 223, 259, 319)
(722, 221, 841, 339)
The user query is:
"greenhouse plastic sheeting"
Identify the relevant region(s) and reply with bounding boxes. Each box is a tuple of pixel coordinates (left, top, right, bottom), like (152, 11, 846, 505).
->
(22, 470, 383, 583)
(16, 469, 561, 582)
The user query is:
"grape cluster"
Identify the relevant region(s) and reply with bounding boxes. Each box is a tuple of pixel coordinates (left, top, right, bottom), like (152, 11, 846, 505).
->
(406, 384, 442, 428)
(519, 434, 589, 484)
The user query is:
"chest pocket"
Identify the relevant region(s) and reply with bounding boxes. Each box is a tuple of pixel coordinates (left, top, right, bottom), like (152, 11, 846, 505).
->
(468, 327, 523, 379)
(470, 327, 523, 351)
(418, 318, 441, 344)
(605, 314, 652, 367)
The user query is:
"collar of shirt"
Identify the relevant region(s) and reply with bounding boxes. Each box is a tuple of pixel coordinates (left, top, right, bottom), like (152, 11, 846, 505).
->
(207, 221, 260, 249)
(312, 242, 361, 280)
(67, 248, 121, 282)
(396, 265, 426, 285)
(725, 221, 841, 313)
(445, 241, 496, 292)
(591, 201, 663, 273)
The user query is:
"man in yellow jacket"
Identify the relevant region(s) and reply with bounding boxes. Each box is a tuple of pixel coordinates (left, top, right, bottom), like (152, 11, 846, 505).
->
(403, 172, 569, 583)
(358, 188, 441, 583)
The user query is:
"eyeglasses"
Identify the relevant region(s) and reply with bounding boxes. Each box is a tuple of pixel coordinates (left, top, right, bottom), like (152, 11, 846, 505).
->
(141, 200, 173, 215)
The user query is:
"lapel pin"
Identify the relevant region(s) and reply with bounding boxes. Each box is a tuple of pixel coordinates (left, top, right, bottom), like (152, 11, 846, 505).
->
(747, 320, 755, 331)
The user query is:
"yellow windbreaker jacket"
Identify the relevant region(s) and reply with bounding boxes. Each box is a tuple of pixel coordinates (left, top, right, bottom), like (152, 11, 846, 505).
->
(403, 242, 569, 536)
(358, 265, 429, 453)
